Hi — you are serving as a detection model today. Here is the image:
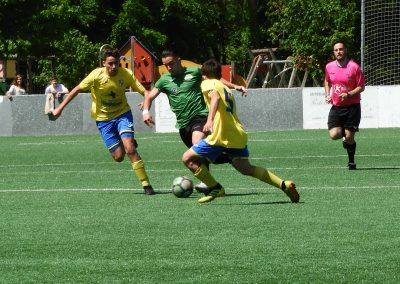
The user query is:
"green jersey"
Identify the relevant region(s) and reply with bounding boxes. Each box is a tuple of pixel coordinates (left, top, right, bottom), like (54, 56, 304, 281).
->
(155, 67, 208, 129)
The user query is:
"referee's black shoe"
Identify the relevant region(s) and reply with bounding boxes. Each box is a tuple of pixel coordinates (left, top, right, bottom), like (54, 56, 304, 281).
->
(348, 163, 357, 170)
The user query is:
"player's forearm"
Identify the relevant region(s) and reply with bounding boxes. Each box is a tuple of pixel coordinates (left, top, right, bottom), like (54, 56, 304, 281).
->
(348, 86, 364, 96)
(143, 88, 159, 110)
(208, 94, 220, 122)
(324, 80, 331, 95)
(57, 85, 80, 111)
(221, 78, 240, 90)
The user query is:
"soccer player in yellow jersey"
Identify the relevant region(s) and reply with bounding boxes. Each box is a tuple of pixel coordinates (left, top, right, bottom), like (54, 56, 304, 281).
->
(182, 59, 299, 204)
(52, 49, 156, 195)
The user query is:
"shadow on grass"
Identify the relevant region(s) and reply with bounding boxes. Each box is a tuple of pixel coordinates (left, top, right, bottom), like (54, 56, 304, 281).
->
(131, 191, 171, 195)
(213, 200, 303, 206)
(221, 192, 269, 197)
(355, 167, 400, 171)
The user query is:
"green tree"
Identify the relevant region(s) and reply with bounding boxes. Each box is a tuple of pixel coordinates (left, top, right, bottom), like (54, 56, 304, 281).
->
(266, 0, 358, 84)
(109, 0, 167, 53)
(0, 0, 114, 90)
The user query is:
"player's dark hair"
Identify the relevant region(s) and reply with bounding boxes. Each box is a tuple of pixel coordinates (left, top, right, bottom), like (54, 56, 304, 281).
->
(161, 48, 179, 58)
(201, 59, 221, 79)
(102, 48, 120, 61)
(331, 39, 347, 49)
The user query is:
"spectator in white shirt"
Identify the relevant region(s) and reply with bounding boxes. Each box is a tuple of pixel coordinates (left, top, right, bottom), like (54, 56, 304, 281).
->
(44, 77, 69, 114)
(6, 74, 26, 101)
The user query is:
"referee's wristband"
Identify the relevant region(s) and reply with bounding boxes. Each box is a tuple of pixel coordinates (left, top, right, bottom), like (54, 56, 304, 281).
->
(142, 109, 149, 115)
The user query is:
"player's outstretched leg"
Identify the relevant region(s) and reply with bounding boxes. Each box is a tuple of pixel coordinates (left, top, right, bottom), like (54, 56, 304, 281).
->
(249, 165, 299, 203)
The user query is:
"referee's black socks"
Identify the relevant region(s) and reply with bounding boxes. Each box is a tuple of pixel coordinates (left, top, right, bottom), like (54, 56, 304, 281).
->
(346, 142, 356, 164)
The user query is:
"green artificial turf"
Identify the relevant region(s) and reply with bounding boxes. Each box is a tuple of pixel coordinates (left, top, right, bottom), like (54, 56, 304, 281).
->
(0, 129, 399, 283)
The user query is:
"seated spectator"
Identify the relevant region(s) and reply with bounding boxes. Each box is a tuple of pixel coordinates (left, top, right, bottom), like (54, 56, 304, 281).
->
(6, 74, 26, 101)
(44, 77, 69, 114)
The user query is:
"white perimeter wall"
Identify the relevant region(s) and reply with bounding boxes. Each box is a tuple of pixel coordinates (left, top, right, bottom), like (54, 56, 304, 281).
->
(302, 86, 400, 129)
(1, 86, 399, 136)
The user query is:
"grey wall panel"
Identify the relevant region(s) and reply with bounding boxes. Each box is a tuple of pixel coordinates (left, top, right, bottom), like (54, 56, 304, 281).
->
(1, 93, 155, 136)
(0, 97, 12, 136)
(235, 88, 303, 130)
(10, 95, 84, 136)
(1, 89, 303, 136)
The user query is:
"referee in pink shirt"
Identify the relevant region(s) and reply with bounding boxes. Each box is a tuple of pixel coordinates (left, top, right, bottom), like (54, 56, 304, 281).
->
(324, 39, 366, 170)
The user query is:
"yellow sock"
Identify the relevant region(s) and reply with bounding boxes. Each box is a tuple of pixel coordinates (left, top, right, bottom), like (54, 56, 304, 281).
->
(253, 166, 283, 189)
(132, 160, 150, 187)
(194, 164, 218, 188)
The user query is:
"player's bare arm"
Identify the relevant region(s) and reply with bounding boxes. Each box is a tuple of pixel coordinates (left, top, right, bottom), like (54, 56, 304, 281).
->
(324, 79, 332, 104)
(52, 85, 81, 117)
(203, 90, 220, 133)
(142, 87, 160, 127)
(220, 78, 247, 97)
(339, 86, 365, 101)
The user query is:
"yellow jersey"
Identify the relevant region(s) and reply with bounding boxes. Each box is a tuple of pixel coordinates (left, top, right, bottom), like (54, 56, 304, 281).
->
(200, 79, 247, 148)
(79, 67, 146, 121)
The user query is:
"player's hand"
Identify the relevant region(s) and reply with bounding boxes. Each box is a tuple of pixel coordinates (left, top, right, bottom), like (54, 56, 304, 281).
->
(51, 107, 62, 118)
(235, 85, 248, 97)
(137, 102, 144, 111)
(325, 95, 332, 104)
(143, 112, 155, 127)
(339, 92, 349, 101)
(202, 121, 213, 134)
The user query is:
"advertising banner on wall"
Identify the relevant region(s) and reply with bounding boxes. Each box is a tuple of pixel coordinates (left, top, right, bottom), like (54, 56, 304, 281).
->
(302, 86, 399, 129)
(154, 92, 178, 133)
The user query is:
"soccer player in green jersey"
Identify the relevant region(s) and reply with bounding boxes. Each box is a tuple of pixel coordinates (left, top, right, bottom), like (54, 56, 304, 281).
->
(52, 49, 156, 195)
(142, 48, 246, 194)
(182, 59, 299, 204)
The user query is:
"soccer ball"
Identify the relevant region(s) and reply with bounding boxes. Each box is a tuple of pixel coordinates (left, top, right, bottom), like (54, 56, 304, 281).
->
(172, 176, 193, 198)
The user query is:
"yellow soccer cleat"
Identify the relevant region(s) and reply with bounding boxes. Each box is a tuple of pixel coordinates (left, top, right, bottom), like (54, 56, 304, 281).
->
(198, 184, 224, 204)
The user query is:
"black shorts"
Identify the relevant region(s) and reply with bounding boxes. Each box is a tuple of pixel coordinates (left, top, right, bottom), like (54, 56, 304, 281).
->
(327, 104, 361, 132)
(179, 116, 207, 148)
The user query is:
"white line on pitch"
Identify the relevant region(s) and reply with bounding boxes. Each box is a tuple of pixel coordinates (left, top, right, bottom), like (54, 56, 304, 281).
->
(1, 153, 399, 169)
(1, 184, 400, 193)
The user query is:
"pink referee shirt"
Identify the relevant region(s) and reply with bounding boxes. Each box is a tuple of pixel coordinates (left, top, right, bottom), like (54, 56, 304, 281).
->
(325, 59, 365, 107)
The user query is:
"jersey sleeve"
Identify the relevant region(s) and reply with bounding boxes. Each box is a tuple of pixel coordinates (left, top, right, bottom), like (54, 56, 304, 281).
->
(200, 79, 215, 94)
(355, 66, 366, 87)
(126, 68, 146, 94)
(324, 65, 331, 83)
(44, 86, 51, 95)
(154, 76, 165, 92)
(79, 69, 97, 91)
(60, 84, 69, 93)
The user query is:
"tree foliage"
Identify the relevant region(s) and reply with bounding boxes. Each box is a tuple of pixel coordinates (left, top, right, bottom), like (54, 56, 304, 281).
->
(266, 0, 358, 82)
(0, 0, 360, 90)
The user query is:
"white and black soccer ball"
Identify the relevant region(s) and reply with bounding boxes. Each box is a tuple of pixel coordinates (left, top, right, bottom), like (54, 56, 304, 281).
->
(172, 176, 193, 198)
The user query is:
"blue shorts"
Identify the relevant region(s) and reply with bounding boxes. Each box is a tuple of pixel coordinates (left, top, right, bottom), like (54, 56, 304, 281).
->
(96, 111, 135, 152)
(191, 139, 249, 162)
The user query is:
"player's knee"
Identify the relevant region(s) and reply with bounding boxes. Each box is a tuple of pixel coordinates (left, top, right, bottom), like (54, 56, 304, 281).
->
(112, 154, 125, 162)
(233, 161, 253, 176)
(182, 153, 191, 166)
(182, 152, 200, 169)
(329, 133, 341, 140)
